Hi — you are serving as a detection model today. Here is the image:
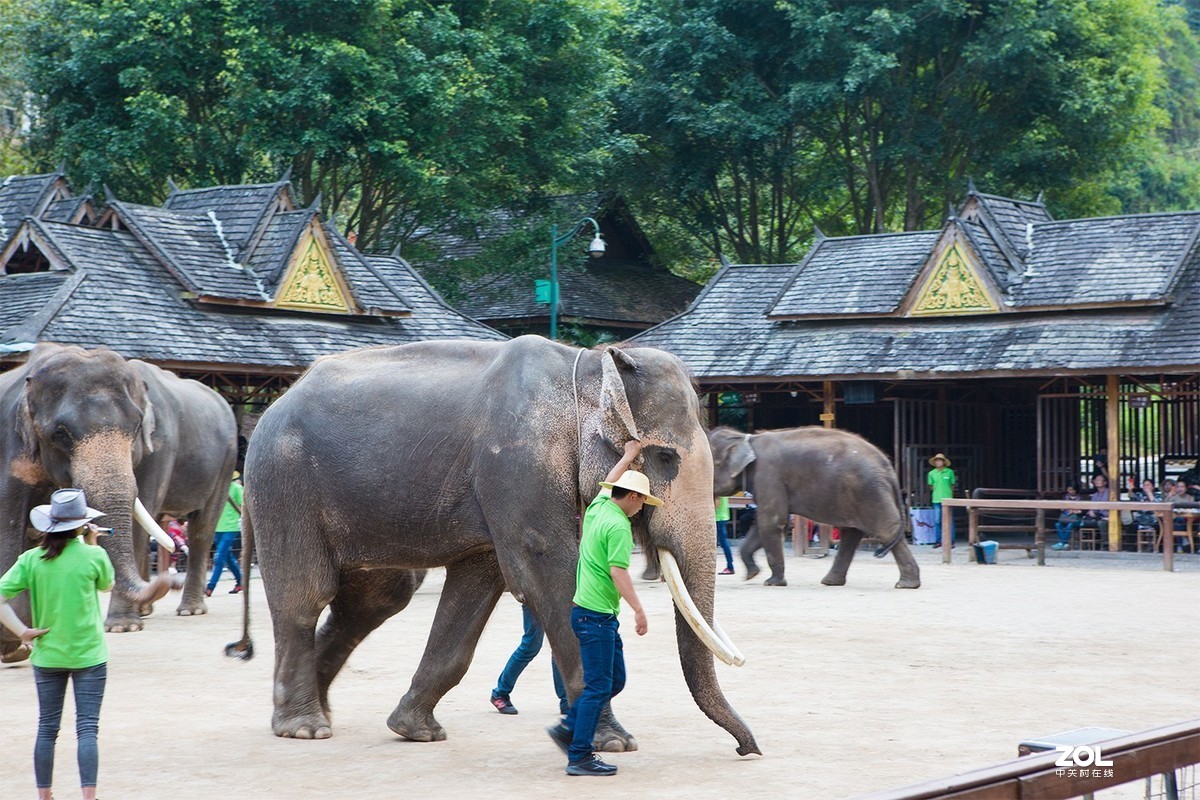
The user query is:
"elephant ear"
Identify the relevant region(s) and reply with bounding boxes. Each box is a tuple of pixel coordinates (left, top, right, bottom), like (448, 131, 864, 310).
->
(16, 378, 39, 459)
(598, 347, 640, 448)
(139, 394, 156, 454)
(717, 431, 756, 478)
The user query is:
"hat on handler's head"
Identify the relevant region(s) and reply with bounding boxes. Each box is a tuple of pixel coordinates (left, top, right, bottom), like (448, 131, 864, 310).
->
(929, 453, 951, 466)
(30, 488, 107, 533)
(599, 471, 664, 507)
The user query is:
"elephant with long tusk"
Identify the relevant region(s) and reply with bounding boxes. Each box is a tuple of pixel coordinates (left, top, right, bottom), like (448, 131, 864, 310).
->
(0, 343, 237, 654)
(237, 335, 760, 758)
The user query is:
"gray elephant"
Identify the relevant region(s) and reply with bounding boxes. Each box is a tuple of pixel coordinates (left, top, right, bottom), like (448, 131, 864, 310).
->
(0, 343, 237, 658)
(236, 336, 758, 757)
(709, 426, 920, 589)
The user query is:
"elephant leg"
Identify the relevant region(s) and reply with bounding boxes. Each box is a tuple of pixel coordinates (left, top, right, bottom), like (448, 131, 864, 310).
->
(889, 538, 922, 589)
(740, 523, 762, 580)
(315, 568, 425, 715)
(821, 527, 864, 586)
(760, 515, 789, 586)
(177, 492, 223, 616)
(269, 558, 340, 739)
(387, 550, 504, 742)
(106, 529, 154, 630)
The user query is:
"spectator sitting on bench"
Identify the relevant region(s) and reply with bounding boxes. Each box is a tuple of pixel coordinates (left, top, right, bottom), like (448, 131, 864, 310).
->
(1052, 483, 1083, 551)
(1129, 478, 1162, 550)
(1078, 474, 1110, 546)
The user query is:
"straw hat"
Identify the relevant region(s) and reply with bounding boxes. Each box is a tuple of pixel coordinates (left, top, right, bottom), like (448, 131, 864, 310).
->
(30, 488, 107, 533)
(929, 453, 951, 466)
(599, 470, 663, 506)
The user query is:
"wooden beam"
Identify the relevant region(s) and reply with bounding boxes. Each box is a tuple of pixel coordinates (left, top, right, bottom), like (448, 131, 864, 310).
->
(821, 380, 836, 428)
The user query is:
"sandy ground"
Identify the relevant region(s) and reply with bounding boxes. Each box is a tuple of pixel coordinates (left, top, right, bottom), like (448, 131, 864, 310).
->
(1, 544, 1197, 800)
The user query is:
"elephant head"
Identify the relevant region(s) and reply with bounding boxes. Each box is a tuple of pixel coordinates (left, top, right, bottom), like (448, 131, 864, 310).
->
(709, 427, 757, 497)
(578, 346, 759, 756)
(16, 343, 170, 608)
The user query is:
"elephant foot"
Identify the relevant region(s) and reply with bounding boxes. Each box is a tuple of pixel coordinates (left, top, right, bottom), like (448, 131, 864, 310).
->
(176, 600, 208, 616)
(763, 576, 788, 587)
(594, 706, 637, 752)
(895, 577, 921, 589)
(1, 643, 32, 663)
(743, 566, 761, 581)
(273, 710, 332, 740)
(105, 612, 147, 632)
(387, 704, 447, 742)
(820, 573, 847, 587)
(641, 565, 661, 582)
(139, 603, 155, 617)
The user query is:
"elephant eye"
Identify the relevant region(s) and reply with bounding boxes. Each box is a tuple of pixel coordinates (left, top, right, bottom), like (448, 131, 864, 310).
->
(53, 424, 74, 447)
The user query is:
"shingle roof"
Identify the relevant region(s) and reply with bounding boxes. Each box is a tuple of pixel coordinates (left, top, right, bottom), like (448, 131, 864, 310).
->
(0, 173, 59, 242)
(1, 219, 503, 369)
(767, 231, 941, 318)
(162, 180, 288, 255)
(324, 223, 411, 314)
(0, 271, 73, 334)
(972, 191, 1052, 262)
(632, 250, 1200, 380)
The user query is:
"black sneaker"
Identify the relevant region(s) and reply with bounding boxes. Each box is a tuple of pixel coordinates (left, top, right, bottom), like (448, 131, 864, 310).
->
(565, 755, 618, 776)
(546, 723, 572, 754)
(489, 693, 517, 715)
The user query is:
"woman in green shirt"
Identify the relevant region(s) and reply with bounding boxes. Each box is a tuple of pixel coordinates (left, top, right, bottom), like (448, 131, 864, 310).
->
(0, 488, 115, 800)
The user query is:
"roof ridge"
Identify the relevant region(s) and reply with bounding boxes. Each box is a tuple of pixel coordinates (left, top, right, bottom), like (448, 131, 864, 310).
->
(106, 198, 202, 293)
(1035, 209, 1200, 227)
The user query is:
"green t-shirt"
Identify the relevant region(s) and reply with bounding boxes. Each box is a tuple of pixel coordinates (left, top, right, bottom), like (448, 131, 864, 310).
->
(928, 467, 957, 503)
(573, 494, 634, 615)
(0, 538, 114, 668)
(217, 480, 244, 532)
(715, 497, 731, 522)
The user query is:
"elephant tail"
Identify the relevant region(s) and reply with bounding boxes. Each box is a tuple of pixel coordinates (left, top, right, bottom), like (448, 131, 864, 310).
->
(873, 473, 909, 559)
(223, 507, 255, 662)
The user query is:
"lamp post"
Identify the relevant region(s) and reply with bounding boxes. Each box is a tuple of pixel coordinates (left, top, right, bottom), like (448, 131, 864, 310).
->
(547, 216, 605, 340)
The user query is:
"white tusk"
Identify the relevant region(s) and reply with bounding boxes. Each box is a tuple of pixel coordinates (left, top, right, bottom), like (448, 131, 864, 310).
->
(712, 619, 746, 666)
(658, 549, 744, 667)
(134, 498, 175, 553)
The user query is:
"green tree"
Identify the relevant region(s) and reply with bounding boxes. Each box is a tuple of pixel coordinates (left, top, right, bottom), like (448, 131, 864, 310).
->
(10, 0, 625, 250)
(615, 0, 1173, 263)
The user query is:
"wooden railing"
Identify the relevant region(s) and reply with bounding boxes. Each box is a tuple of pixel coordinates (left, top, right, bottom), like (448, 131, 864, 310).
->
(857, 718, 1200, 800)
(937, 498, 1192, 571)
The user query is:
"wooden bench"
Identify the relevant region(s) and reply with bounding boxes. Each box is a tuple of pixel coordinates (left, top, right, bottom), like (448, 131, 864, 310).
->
(968, 488, 1043, 558)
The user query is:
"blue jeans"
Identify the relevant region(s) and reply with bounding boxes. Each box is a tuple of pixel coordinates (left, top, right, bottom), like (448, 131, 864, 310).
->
(493, 605, 568, 713)
(716, 520, 734, 570)
(207, 531, 243, 591)
(563, 606, 625, 764)
(933, 503, 956, 543)
(33, 663, 107, 789)
(1055, 519, 1080, 544)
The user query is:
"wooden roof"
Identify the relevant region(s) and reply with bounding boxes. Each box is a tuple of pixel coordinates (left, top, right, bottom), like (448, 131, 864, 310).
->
(632, 190, 1200, 381)
(0, 173, 505, 372)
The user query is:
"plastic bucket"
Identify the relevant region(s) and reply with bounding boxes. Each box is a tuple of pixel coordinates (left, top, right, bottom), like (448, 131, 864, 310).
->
(973, 540, 999, 564)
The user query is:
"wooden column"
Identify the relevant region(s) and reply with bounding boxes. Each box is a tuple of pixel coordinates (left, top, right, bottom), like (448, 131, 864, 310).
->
(1107, 374, 1121, 552)
(820, 381, 836, 428)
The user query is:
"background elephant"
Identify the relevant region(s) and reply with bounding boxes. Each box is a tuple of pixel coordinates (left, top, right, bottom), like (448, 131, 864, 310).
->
(239, 335, 758, 757)
(709, 426, 920, 589)
(0, 343, 237, 658)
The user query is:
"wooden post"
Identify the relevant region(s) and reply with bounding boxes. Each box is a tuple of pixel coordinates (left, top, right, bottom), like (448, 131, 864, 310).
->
(1162, 511, 1174, 572)
(1035, 508, 1045, 566)
(821, 381, 836, 428)
(942, 504, 953, 563)
(1107, 374, 1121, 553)
(967, 508, 979, 562)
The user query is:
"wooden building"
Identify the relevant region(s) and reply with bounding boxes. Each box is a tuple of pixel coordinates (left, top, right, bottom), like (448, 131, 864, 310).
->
(632, 187, 1200, 507)
(0, 171, 506, 411)
(409, 193, 700, 341)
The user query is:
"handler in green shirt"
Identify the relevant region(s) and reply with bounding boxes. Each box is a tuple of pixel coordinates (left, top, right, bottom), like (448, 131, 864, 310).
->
(547, 440, 659, 777)
(927, 453, 957, 546)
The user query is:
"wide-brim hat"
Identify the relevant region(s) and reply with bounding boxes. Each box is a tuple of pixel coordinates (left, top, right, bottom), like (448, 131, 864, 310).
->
(929, 453, 951, 466)
(599, 470, 664, 506)
(30, 488, 106, 533)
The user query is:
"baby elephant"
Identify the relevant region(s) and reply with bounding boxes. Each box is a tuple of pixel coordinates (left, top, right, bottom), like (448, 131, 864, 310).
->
(709, 426, 920, 589)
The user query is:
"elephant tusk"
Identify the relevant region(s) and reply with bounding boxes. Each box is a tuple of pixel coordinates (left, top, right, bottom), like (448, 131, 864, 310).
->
(712, 619, 746, 667)
(657, 549, 744, 667)
(134, 498, 175, 553)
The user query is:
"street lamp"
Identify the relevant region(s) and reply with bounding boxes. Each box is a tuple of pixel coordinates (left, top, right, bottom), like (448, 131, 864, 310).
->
(544, 216, 605, 340)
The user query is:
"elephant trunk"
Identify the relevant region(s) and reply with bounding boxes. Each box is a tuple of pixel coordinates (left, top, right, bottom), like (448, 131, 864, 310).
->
(71, 432, 169, 605)
(667, 542, 760, 756)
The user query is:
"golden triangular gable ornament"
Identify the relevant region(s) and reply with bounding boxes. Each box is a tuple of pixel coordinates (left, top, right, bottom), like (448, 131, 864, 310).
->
(276, 232, 351, 313)
(908, 242, 999, 316)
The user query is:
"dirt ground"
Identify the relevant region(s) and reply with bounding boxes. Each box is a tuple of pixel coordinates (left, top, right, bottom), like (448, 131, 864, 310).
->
(1, 544, 1197, 799)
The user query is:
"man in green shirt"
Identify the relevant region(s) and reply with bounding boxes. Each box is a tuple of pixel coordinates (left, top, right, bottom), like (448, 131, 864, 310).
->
(927, 453, 957, 547)
(548, 440, 658, 776)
